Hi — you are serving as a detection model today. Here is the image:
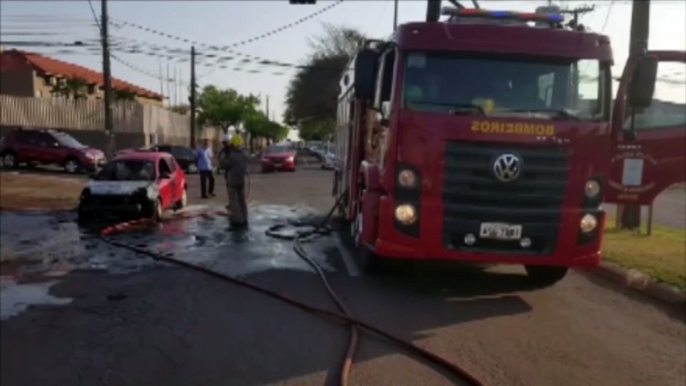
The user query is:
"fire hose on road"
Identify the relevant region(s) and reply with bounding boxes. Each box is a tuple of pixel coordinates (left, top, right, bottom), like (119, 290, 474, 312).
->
(98, 192, 485, 386)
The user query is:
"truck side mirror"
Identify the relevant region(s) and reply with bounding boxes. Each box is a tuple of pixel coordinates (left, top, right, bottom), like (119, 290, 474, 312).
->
(354, 49, 377, 101)
(628, 55, 658, 110)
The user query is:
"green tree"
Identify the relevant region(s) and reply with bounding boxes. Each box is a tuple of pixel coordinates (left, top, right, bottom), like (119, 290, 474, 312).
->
(196, 86, 258, 133)
(284, 24, 366, 139)
(50, 76, 89, 100)
(243, 110, 270, 151)
(113, 89, 137, 102)
(301, 119, 334, 142)
(266, 121, 289, 143)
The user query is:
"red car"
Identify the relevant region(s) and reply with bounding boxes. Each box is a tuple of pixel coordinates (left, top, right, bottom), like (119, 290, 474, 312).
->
(0, 128, 106, 173)
(261, 145, 297, 172)
(77, 152, 187, 224)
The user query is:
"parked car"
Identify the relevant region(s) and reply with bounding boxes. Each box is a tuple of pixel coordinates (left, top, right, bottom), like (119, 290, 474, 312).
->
(261, 144, 296, 173)
(306, 141, 326, 157)
(321, 147, 337, 170)
(77, 151, 187, 224)
(116, 144, 199, 173)
(0, 128, 106, 173)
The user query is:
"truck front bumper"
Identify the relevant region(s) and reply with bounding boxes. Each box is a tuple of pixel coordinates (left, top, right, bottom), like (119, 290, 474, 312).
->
(370, 196, 603, 268)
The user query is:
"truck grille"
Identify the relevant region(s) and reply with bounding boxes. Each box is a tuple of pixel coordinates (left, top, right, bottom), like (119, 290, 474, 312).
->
(442, 142, 569, 255)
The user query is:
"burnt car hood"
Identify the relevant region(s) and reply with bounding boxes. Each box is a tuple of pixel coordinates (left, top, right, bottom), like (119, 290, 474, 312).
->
(86, 181, 157, 196)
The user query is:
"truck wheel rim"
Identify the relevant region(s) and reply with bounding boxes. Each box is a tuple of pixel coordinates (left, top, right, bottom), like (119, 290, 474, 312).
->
(65, 160, 78, 173)
(3, 154, 15, 167)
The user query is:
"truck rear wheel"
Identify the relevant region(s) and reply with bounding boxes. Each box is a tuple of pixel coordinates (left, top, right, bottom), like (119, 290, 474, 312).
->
(525, 266, 569, 286)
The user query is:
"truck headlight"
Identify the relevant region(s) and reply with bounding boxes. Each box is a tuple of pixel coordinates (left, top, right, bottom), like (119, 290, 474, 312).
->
(398, 169, 417, 188)
(585, 180, 600, 198)
(395, 204, 417, 225)
(580, 214, 598, 233)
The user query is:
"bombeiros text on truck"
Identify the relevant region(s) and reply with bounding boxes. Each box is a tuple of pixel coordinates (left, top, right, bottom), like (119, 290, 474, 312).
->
(332, 2, 686, 284)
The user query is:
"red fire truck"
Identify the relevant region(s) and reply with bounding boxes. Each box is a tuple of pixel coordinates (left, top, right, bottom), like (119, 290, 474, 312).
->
(332, 5, 686, 284)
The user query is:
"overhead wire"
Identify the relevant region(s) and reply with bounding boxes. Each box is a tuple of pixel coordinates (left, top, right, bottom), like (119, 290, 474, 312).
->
(600, 0, 615, 33)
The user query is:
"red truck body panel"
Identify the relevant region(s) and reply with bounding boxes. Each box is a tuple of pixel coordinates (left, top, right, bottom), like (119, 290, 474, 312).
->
(335, 19, 685, 269)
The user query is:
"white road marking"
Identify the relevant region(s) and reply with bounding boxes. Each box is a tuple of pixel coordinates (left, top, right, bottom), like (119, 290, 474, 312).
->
(335, 233, 360, 277)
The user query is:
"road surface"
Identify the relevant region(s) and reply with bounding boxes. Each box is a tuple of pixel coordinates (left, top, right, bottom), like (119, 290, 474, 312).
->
(1, 162, 684, 386)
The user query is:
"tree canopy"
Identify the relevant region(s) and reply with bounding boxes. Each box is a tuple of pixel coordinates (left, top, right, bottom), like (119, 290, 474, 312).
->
(196, 86, 258, 133)
(193, 85, 287, 150)
(284, 24, 366, 141)
(50, 76, 89, 100)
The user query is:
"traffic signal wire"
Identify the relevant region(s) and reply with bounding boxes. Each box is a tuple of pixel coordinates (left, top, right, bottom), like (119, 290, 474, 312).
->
(98, 194, 486, 386)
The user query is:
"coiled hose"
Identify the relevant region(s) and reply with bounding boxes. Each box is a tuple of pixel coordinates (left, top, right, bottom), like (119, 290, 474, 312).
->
(99, 193, 485, 386)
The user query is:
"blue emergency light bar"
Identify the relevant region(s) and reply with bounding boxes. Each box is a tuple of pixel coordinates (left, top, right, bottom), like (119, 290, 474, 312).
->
(442, 7, 564, 24)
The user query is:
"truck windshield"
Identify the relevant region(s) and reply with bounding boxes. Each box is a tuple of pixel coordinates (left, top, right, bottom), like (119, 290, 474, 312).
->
(98, 160, 156, 181)
(402, 52, 607, 121)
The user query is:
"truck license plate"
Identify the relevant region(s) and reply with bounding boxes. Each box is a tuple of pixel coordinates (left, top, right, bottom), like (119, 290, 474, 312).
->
(479, 223, 522, 240)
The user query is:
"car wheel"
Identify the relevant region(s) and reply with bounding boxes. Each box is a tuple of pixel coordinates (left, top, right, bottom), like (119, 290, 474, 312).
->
(64, 158, 81, 174)
(77, 206, 94, 226)
(150, 198, 163, 222)
(175, 189, 187, 210)
(187, 163, 198, 174)
(2, 152, 17, 168)
(525, 266, 569, 287)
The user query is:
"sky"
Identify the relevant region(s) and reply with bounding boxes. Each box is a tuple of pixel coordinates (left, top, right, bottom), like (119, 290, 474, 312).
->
(1, 0, 685, 140)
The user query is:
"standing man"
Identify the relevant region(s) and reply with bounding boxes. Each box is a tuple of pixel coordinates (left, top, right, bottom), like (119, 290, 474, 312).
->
(196, 138, 215, 199)
(220, 134, 249, 228)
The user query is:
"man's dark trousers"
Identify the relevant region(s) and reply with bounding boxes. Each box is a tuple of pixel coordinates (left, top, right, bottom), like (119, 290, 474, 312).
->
(199, 170, 215, 198)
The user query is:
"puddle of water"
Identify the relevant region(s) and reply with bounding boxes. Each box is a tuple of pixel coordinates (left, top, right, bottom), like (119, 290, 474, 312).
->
(0, 280, 72, 321)
(0, 204, 344, 287)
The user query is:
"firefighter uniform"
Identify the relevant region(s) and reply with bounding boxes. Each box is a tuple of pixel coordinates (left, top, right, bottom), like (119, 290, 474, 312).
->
(220, 135, 249, 227)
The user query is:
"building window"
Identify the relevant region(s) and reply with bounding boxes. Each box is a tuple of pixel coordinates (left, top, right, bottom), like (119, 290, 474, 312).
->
(87, 84, 95, 94)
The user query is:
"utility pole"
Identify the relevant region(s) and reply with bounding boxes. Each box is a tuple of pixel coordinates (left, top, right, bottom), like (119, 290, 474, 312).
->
(621, 0, 651, 230)
(393, 0, 399, 31)
(265, 95, 269, 117)
(166, 64, 170, 106)
(190, 46, 197, 149)
(101, 0, 114, 158)
(559, 5, 595, 29)
(158, 62, 163, 97)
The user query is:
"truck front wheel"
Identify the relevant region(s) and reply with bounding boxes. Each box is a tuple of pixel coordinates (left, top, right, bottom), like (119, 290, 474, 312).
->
(353, 187, 381, 275)
(525, 266, 569, 286)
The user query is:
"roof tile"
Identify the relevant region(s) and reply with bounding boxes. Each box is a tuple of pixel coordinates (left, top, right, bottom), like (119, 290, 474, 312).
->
(1, 50, 162, 100)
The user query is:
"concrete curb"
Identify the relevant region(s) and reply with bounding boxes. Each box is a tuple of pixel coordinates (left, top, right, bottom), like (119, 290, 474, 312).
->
(581, 262, 686, 306)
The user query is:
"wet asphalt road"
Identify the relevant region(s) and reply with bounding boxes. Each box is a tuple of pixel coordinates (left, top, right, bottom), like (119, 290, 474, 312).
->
(1, 165, 685, 386)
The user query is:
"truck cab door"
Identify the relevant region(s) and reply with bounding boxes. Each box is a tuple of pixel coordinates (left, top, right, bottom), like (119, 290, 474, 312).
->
(606, 51, 686, 205)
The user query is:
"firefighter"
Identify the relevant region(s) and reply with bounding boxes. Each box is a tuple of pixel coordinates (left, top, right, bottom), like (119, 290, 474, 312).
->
(219, 134, 249, 228)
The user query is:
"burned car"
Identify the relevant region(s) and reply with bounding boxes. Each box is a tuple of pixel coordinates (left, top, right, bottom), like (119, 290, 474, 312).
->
(77, 152, 187, 224)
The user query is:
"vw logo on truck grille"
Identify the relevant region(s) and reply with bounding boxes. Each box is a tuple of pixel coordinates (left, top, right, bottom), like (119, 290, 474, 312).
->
(493, 153, 522, 182)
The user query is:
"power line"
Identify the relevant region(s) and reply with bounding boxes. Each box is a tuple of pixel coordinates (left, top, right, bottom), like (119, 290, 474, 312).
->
(110, 1, 343, 50)
(601, 0, 615, 33)
(107, 17, 322, 70)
